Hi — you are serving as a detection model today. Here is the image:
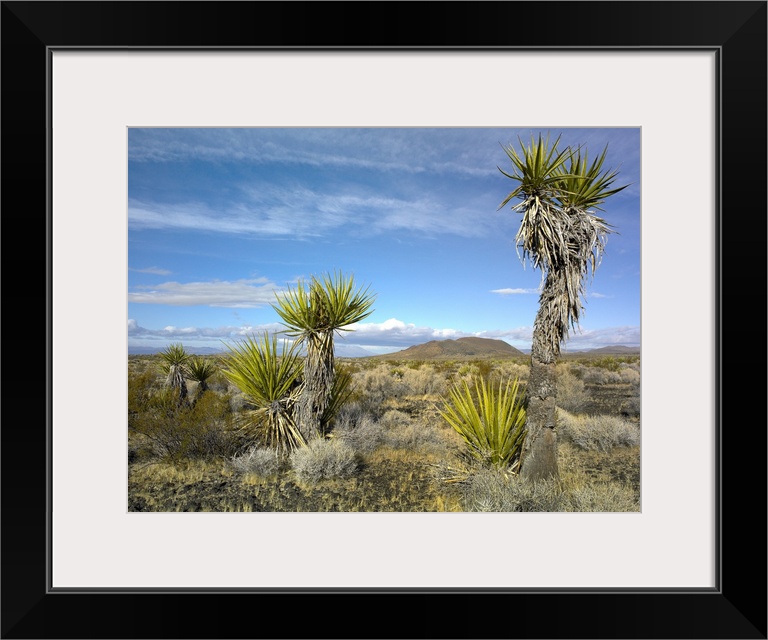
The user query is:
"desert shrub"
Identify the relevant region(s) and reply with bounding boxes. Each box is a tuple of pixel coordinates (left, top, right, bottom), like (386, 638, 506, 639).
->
(588, 356, 623, 372)
(562, 483, 639, 512)
(462, 469, 564, 512)
(558, 410, 640, 452)
(376, 408, 449, 452)
(619, 367, 641, 385)
(130, 389, 240, 462)
(205, 370, 231, 393)
(129, 369, 164, 419)
(351, 364, 406, 412)
(332, 401, 367, 431)
(556, 365, 590, 413)
(491, 361, 530, 383)
(453, 363, 482, 384)
(440, 376, 527, 471)
(228, 392, 250, 414)
(379, 409, 411, 429)
(400, 366, 446, 396)
(383, 418, 450, 454)
(229, 446, 280, 476)
(620, 395, 641, 418)
(290, 438, 359, 483)
(463, 469, 639, 512)
(333, 402, 388, 453)
(335, 413, 387, 454)
(581, 368, 623, 385)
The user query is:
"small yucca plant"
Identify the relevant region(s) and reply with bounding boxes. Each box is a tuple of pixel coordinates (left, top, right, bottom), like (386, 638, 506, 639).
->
(220, 334, 305, 455)
(158, 342, 191, 406)
(440, 376, 527, 471)
(187, 356, 217, 397)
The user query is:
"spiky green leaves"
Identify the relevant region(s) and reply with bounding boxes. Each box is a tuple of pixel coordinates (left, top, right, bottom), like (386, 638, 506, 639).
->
(221, 334, 301, 408)
(187, 356, 217, 387)
(497, 133, 571, 211)
(498, 134, 628, 215)
(272, 270, 376, 338)
(440, 377, 527, 471)
(555, 145, 627, 212)
(221, 334, 305, 454)
(158, 342, 191, 372)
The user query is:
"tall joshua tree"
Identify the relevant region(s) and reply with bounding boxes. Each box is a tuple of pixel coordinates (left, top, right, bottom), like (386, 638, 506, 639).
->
(272, 271, 376, 441)
(498, 134, 627, 481)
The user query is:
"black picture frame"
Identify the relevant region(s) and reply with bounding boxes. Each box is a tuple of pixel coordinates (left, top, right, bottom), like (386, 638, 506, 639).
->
(2, 2, 765, 638)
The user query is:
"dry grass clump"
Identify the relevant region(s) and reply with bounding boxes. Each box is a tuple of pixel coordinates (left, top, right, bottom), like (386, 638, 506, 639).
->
(564, 483, 639, 512)
(462, 469, 564, 512)
(383, 419, 454, 454)
(228, 446, 280, 477)
(334, 404, 455, 456)
(290, 437, 359, 483)
(558, 409, 640, 451)
(462, 465, 639, 512)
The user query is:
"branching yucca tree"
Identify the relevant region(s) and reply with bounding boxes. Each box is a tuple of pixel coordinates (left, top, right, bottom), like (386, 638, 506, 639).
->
(187, 356, 217, 402)
(272, 271, 376, 441)
(158, 343, 191, 407)
(220, 333, 305, 455)
(498, 134, 627, 481)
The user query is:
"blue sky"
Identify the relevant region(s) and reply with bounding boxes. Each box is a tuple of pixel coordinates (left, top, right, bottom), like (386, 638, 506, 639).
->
(128, 127, 640, 356)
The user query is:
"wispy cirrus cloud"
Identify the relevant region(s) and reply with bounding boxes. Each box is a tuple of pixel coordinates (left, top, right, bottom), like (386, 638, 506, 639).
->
(129, 266, 172, 275)
(129, 181, 495, 239)
(128, 278, 280, 308)
(128, 128, 506, 179)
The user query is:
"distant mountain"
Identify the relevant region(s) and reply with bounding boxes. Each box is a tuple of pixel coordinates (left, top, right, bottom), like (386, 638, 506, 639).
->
(334, 344, 380, 358)
(369, 337, 525, 361)
(577, 345, 640, 355)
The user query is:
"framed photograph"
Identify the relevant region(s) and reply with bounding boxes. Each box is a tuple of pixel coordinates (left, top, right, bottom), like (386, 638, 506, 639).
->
(3, 1, 765, 638)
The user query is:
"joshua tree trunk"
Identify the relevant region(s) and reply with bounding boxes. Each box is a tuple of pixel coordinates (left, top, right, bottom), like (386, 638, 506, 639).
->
(295, 329, 335, 440)
(520, 274, 562, 481)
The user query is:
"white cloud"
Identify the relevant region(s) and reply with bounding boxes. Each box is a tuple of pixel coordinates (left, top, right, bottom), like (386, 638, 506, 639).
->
(128, 278, 280, 307)
(490, 288, 540, 295)
(561, 325, 641, 351)
(128, 316, 639, 354)
(128, 319, 284, 342)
